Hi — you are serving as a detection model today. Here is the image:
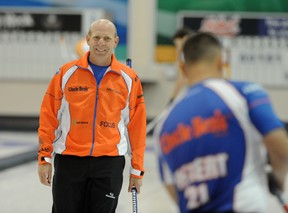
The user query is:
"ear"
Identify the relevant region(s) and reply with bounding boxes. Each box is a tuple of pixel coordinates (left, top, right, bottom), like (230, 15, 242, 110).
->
(179, 61, 187, 77)
(114, 36, 119, 48)
(86, 34, 90, 46)
(217, 55, 224, 76)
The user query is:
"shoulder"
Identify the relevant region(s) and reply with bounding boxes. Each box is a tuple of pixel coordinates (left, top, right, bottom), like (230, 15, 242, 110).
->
(58, 52, 89, 75)
(118, 62, 139, 78)
(110, 55, 139, 80)
(116, 62, 142, 87)
(57, 58, 80, 75)
(229, 80, 268, 97)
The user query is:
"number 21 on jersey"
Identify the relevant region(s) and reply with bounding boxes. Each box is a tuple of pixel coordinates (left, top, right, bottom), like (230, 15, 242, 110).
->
(184, 183, 209, 209)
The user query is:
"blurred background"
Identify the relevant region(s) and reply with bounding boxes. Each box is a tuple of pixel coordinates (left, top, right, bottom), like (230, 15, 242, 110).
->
(0, 0, 287, 124)
(0, 0, 287, 212)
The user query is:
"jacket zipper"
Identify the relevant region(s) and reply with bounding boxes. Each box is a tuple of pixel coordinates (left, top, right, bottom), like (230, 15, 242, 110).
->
(88, 69, 121, 156)
(90, 85, 98, 156)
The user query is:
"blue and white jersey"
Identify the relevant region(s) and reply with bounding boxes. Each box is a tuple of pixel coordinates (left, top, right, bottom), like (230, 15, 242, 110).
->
(159, 78, 283, 213)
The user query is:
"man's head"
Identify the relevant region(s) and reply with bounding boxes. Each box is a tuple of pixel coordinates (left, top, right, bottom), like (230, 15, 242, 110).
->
(86, 19, 119, 65)
(172, 28, 194, 61)
(180, 32, 223, 84)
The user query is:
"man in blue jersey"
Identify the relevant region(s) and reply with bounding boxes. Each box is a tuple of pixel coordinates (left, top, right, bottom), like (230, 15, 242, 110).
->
(158, 32, 288, 213)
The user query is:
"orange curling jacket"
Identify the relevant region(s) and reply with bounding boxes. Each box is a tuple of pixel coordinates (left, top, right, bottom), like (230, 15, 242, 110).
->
(38, 52, 146, 178)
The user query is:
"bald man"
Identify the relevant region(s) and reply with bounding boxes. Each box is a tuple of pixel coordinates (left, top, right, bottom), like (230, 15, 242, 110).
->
(38, 19, 146, 213)
(158, 32, 288, 213)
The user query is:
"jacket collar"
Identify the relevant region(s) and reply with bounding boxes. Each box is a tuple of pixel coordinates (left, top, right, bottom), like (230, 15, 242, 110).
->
(77, 51, 122, 74)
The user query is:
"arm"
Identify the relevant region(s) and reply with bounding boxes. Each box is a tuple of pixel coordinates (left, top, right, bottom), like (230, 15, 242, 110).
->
(160, 158, 178, 203)
(154, 123, 178, 203)
(242, 83, 288, 191)
(127, 75, 146, 193)
(264, 128, 288, 191)
(38, 71, 63, 186)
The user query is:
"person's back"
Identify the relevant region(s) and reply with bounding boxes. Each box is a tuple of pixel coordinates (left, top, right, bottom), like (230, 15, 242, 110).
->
(160, 78, 282, 212)
(158, 32, 288, 213)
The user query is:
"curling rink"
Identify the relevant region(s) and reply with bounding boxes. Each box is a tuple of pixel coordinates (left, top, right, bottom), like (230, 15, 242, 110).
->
(0, 132, 286, 213)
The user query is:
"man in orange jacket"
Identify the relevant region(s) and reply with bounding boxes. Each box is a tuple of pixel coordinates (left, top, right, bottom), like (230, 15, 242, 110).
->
(38, 19, 146, 213)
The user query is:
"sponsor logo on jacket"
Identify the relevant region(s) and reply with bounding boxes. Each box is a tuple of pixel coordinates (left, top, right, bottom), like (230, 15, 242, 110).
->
(73, 119, 88, 126)
(68, 86, 88, 92)
(100, 121, 115, 128)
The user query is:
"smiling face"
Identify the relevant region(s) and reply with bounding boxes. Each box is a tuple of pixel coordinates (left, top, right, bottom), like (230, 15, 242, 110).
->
(86, 19, 119, 66)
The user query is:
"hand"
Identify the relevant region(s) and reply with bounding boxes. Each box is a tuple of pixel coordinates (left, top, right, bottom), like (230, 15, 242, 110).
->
(128, 177, 142, 194)
(38, 163, 52, 186)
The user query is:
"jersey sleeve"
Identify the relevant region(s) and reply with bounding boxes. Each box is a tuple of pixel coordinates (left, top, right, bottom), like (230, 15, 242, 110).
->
(127, 74, 146, 178)
(38, 70, 63, 165)
(239, 83, 284, 135)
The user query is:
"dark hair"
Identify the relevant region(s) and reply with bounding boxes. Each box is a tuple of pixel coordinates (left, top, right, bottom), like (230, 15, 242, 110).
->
(172, 27, 193, 40)
(182, 32, 222, 64)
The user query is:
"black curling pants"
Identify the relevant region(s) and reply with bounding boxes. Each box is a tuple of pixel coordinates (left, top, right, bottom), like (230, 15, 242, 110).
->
(52, 154, 125, 213)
